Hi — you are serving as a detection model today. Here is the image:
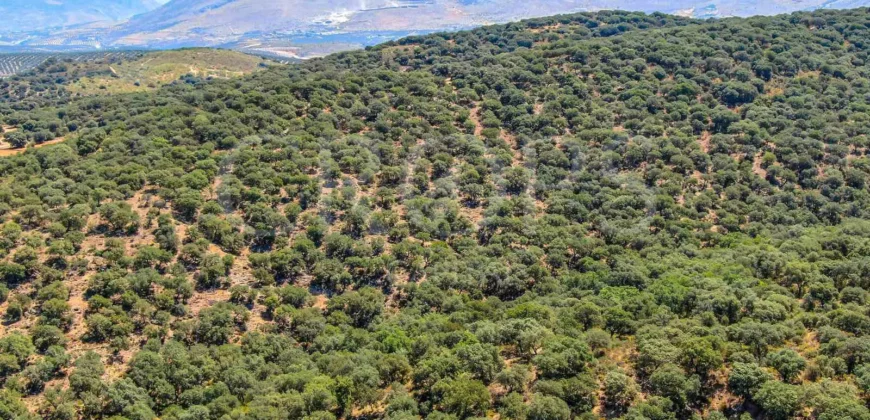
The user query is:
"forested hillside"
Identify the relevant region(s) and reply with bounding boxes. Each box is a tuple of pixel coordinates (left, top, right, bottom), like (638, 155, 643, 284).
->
(0, 8, 869, 420)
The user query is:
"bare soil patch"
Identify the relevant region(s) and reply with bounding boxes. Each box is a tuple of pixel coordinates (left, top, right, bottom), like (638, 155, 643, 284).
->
(0, 136, 67, 157)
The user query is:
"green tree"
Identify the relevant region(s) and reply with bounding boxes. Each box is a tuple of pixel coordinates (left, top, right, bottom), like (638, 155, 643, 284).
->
(4, 131, 28, 148)
(527, 394, 570, 420)
(767, 349, 807, 384)
(327, 287, 384, 328)
(434, 375, 491, 418)
(648, 364, 699, 410)
(456, 343, 503, 382)
(754, 381, 801, 420)
(603, 370, 638, 414)
(99, 202, 139, 234)
(728, 362, 772, 399)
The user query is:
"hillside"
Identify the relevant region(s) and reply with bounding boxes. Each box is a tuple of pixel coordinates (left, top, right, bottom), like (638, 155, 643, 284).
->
(0, 7, 868, 420)
(0, 49, 271, 113)
(66, 49, 269, 95)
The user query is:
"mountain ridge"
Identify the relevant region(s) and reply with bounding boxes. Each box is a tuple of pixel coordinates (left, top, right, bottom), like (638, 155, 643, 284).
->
(0, 0, 161, 33)
(3, 0, 870, 55)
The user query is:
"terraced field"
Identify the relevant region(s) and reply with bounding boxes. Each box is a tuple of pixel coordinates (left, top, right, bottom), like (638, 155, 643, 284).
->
(0, 54, 46, 77)
(0, 49, 273, 109)
(0, 51, 143, 77)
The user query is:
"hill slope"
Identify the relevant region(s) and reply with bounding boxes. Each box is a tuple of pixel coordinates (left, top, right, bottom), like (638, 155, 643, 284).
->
(0, 8, 869, 420)
(66, 48, 269, 95)
(0, 49, 271, 110)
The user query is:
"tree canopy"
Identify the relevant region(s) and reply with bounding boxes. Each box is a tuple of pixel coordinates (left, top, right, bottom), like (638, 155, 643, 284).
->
(0, 7, 869, 420)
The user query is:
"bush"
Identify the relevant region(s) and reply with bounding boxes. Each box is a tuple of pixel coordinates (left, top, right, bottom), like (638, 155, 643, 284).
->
(755, 381, 801, 420)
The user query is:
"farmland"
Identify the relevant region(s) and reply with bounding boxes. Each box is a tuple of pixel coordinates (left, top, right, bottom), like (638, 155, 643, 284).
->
(0, 51, 144, 78)
(66, 49, 269, 95)
(0, 53, 47, 78)
(0, 49, 273, 110)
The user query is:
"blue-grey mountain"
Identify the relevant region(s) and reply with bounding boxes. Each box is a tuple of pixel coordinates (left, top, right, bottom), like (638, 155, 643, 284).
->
(3, 0, 870, 55)
(0, 0, 160, 33)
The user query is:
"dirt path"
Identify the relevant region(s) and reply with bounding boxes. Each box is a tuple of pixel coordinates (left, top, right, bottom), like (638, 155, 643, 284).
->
(752, 152, 767, 178)
(0, 136, 67, 157)
(698, 131, 711, 154)
(469, 105, 483, 137)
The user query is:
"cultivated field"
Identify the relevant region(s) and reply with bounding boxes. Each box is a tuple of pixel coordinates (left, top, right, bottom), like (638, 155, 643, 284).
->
(0, 51, 143, 77)
(67, 49, 270, 95)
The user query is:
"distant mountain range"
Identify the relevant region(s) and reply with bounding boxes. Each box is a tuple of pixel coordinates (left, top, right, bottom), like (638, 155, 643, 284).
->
(0, 0, 160, 33)
(2, 0, 869, 57)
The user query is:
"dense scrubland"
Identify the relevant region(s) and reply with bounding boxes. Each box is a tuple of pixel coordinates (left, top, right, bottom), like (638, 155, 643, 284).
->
(0, 7, 868, 420)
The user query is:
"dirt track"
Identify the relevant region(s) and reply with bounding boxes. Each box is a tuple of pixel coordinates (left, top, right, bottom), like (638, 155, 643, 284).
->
(0, 136, 66, 157)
